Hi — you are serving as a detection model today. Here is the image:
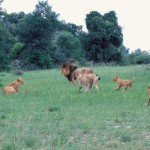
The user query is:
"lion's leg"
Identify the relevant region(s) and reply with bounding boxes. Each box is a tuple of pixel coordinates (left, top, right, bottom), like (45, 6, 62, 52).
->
(124, 86, 128, 92)
(87, 83, 93, 92)
(72, 79, 74, 85)
(116, 85, 121, 90)
(129, 83, 132, 88)
(79, 85, 82, 92)
(95, 83, 99, 91)
(78, 82, 82, 92)
(14, 87, 19, 93)
(71, 73, 75, 85)
(85, 86, 89, 93)
(9, 89, 17, 94)
(93, 80, 99, 91)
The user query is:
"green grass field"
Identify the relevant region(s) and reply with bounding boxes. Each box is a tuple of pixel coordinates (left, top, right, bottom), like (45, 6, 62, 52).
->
(0, 65, 150, 150)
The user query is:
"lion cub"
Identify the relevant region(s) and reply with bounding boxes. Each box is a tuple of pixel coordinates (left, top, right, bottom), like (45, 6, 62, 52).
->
(113, 75, 134, 92)
(77, 73, 100, 92)
(3, 77, 25, 94)
(147, 86, 150, 105)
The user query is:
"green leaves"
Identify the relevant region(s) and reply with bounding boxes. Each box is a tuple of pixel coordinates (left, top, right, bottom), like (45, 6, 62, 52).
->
(18, 1, 58, 69)
(54, 31, 83, 64)
(84, 11, 123, 63)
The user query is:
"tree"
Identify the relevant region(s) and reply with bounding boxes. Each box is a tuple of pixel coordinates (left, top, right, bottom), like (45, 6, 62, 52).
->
(53, 31, 83, 64)
(0, 0, 16, 70)
(3, 12, 25, 37)
(19, 0, 59, 69)
(84, 11, 123, 63)
(57, 21, 83, 36)
(129, 49, 150, 64)
(0, 0, 4, 12)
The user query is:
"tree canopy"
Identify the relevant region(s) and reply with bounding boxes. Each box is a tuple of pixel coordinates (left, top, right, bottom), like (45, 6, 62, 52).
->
(18, 0, 58, 69)
(0, 0, 149, 71)
(84, 11, 123, 62)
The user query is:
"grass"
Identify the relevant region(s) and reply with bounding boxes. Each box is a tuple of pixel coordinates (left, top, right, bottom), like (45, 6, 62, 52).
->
(0, 65, 150, 149)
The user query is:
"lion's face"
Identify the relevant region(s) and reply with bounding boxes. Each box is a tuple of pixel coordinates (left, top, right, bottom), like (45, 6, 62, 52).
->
(61, 67, 70, 76)
(94, 74, 101, 82)
(61, 64, 77, 77)
(17, 78, 25, 85)
(113, 76, 118, 81)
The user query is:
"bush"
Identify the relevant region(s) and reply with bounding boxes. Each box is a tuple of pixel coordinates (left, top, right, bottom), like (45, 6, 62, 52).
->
(129, 49, 150, 64)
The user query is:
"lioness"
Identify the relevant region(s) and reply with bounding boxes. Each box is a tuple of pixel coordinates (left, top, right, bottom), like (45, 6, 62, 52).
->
(113, 75, 134, 92)
(77, 73, 100, 92)
(3, 77, 25, 94)
(61, 64, 93, 85)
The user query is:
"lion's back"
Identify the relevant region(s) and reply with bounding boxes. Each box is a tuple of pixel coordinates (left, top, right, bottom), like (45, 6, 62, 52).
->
(74, 68, 93, 75)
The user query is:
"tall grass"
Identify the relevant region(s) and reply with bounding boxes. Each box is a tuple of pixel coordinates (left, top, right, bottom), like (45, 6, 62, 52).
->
(0, 65, 150, 149)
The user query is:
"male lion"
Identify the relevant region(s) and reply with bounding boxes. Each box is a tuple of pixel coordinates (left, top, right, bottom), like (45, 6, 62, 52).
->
(113, 75, 134, 92)
(77, 73, 100, 92)
(3, 77, 25, 94)
(147, 86, 150, 105)
(61, 64, 93, 85)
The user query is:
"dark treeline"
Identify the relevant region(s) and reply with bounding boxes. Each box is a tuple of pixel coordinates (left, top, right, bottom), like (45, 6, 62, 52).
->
(0, 0, 150, 71)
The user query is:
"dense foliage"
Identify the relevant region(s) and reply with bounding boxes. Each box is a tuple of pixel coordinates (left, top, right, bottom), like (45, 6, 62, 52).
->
(84, 11, 123, 63)
(0, 0, 149, 70)
(129, 49, 150, 64)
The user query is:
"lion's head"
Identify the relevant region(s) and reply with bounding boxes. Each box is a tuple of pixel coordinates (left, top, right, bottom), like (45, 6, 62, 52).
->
(61, 64, 77, 81)
(16, 77, 25, 85)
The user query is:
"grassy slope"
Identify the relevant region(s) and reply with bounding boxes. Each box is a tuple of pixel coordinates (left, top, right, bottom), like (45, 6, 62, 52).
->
(0, 65, 150, 149)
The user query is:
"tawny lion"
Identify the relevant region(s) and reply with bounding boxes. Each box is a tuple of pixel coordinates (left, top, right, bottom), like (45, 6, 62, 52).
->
(3, 77, 25, 94)
(113, 75, 135, 92)
(147, 86, 150, 105)
(61, 64, 93, 85)
(77, 73, 100, 92)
